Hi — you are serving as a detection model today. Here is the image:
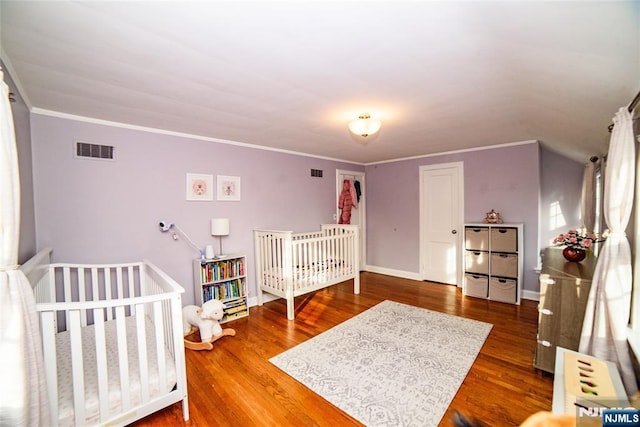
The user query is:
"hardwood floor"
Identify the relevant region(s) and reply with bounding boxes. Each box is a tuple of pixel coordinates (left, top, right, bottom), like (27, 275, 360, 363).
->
(132, 272, 553, 426)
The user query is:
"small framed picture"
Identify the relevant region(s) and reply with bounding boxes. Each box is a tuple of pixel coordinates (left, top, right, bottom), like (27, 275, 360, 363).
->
(217, 175, 241, 201)
(186, 173, 213, 201)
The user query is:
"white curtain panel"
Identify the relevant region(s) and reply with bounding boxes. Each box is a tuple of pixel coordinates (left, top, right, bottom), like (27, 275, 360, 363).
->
(580, 161, 596, 232)
(0, 68, 50, 426)
(579, 107, 638, 396)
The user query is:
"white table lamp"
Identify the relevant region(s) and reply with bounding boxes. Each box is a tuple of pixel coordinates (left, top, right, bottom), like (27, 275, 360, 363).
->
(211, 218, 230, 258)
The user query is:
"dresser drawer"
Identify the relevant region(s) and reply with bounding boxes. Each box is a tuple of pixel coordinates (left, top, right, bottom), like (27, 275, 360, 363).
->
(464, 273, 488, 298)
(489, 277, 517, 303)
(465, 251, 489, 274)
(490, 227, 518, 252)
(465, 227, 489, 251)
(490, 253, 518, 277)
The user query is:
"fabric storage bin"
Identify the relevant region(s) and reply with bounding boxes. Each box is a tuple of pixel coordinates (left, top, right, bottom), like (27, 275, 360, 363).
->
(490, 227, 518, 252)
(490, 253, 518, 278)
(465, 251, 489, 274)
(489, 277, 517, 303)
(464, 273, 488, 298)
(465, 227, 489, 251)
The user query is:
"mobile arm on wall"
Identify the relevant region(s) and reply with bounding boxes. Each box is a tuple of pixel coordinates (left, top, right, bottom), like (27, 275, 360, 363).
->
(159, 221, 206, 262)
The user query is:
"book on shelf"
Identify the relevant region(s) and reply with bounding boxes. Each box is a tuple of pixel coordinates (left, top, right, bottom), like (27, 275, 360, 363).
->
(225, 304, 247, 315)
(200, 258, 246, 283)
(223, 311, 247, 321)
(202, 278, 246, 303)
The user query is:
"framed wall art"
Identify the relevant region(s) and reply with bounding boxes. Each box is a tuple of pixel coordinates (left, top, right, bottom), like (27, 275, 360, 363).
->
(186, 173, 213, 201)
(217, 175, 241, 201)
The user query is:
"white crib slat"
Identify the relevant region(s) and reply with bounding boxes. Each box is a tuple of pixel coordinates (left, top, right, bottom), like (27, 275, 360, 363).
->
(153, 300, 168, 392)
(313, 239, 319, 283)
(63, 267, 72, 329)
(140, 263, 147, 296)
(105, 267, 112, 320)
(40, 311, 59, 426)
(69, 310, 86, 426)
(270, 236, 276, 280)
(135, 303, 150, 403)
(268, 235, 275, 288)
(283, 234, 295, 320)
(269, 236, 275, 286)
(93, 308, 110, 422)
(128, 265, 136, 312)
(78, 267, 87, 327)
(116, 266, 124, 300)
(255, 234, 264, 306)
(169, 294, 190, 421)
(91, 266, 100, 310)
(115, 306, 131, 411)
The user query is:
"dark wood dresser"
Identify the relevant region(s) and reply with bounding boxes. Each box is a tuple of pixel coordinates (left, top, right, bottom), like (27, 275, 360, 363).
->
(534, 247, 597, 373)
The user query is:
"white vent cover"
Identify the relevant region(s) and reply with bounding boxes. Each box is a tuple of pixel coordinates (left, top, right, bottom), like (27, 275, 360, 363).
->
(75, 141, 115, 160)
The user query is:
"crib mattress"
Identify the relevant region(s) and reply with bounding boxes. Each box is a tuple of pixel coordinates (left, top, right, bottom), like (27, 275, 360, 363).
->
(261, 260, 352, 290)
(55, 315, 177, 426)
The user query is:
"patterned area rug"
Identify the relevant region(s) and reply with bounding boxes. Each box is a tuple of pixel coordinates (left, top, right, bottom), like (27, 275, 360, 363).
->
(270, 300, 492, 427)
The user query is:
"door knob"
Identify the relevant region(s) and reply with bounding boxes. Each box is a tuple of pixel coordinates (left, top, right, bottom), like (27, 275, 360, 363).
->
(451, 229, 457, 234)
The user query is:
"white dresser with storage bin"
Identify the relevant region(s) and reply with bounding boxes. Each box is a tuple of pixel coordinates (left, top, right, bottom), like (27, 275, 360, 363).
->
(463, 223, 524, 304)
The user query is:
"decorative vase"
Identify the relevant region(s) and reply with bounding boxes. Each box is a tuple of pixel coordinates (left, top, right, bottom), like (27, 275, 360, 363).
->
(562, 247, 586, 262)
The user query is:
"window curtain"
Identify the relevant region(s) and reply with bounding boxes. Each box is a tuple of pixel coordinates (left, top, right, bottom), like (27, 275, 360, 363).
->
(0, 68, 50, 425)
(579, 107, 639, 396)
(580, 160, 596, 232)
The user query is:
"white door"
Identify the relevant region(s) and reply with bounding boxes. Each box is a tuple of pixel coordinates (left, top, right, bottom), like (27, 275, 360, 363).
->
(336, 170, 366, 270)
(419, 162, 464, 285)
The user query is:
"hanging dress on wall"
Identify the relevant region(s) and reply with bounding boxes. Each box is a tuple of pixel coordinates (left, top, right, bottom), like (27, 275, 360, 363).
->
(338, 179, 358, 224)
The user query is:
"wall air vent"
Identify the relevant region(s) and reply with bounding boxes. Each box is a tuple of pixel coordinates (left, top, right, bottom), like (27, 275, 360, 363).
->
(75, 141, 115, 161)
(310, 169, 323, 178)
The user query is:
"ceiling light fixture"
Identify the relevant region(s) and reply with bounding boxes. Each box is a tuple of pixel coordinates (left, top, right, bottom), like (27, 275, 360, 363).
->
(348, 113, 382, 138)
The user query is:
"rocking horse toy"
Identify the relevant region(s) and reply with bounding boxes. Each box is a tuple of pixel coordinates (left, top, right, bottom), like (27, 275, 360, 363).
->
(182, 299, 235, 351)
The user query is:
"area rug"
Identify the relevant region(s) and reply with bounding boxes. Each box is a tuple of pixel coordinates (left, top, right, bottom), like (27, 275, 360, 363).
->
(269, 300, 492, 427)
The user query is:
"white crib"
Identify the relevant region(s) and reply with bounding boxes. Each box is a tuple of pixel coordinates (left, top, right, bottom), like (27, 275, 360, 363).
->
(20, 248, 189, 426)
(254, 224, 360, 320)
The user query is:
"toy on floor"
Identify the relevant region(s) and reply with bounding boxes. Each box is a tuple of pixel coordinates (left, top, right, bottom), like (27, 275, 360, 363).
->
(182, 299, 236, 351)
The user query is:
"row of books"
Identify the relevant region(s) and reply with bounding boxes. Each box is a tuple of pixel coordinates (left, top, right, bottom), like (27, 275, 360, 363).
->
(202, 278, 245, 301)
(222, 298, 248, 321)
(200, 258, 245, 283)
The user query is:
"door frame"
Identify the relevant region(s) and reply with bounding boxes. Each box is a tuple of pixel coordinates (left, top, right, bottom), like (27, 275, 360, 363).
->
(336, 169, 366, 269)
(419, 162, 464, 286)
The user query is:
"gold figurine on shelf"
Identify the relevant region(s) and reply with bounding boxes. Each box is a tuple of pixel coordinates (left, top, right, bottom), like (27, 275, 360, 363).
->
(484, 209, 503, 224)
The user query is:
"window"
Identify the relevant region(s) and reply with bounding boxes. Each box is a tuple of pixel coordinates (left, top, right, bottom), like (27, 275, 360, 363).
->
(549, 201, 566, 230)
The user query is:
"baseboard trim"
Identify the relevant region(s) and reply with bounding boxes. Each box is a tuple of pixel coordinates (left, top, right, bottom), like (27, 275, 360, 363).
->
(247, 293, 279, 308)
(521, 289, 540, 301)
(362, 265, 422, 281)
(248, 270, 540, 307)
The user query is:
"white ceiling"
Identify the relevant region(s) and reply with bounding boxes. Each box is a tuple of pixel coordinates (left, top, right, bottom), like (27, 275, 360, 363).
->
(1, 1, 638, 164)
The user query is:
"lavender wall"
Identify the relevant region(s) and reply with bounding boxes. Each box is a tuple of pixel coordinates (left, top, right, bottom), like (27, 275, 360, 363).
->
(365, 142, 542, 293)
(539, 145, 584, 251)
(30, 114, 362, 305)
(28, 112, 585, 302)
(3, 62, 36, 263)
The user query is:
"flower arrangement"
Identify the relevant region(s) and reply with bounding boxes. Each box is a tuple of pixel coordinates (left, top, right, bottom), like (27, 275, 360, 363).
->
(552, 229, 598, 251)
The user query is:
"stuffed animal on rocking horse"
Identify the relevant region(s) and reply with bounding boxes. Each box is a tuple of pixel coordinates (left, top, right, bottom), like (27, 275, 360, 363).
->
(182, 299, 236, 351)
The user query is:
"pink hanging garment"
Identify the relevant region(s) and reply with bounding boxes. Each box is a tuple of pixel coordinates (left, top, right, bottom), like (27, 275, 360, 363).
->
(338, 179, 353, 224)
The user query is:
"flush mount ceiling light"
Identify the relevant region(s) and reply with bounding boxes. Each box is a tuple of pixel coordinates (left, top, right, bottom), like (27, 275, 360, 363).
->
(348, 113, 382, 138)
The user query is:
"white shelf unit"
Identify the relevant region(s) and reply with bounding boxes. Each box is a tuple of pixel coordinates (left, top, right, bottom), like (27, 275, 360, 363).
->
(193, 254, 248, 323)
(463, 223, 524, 304)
